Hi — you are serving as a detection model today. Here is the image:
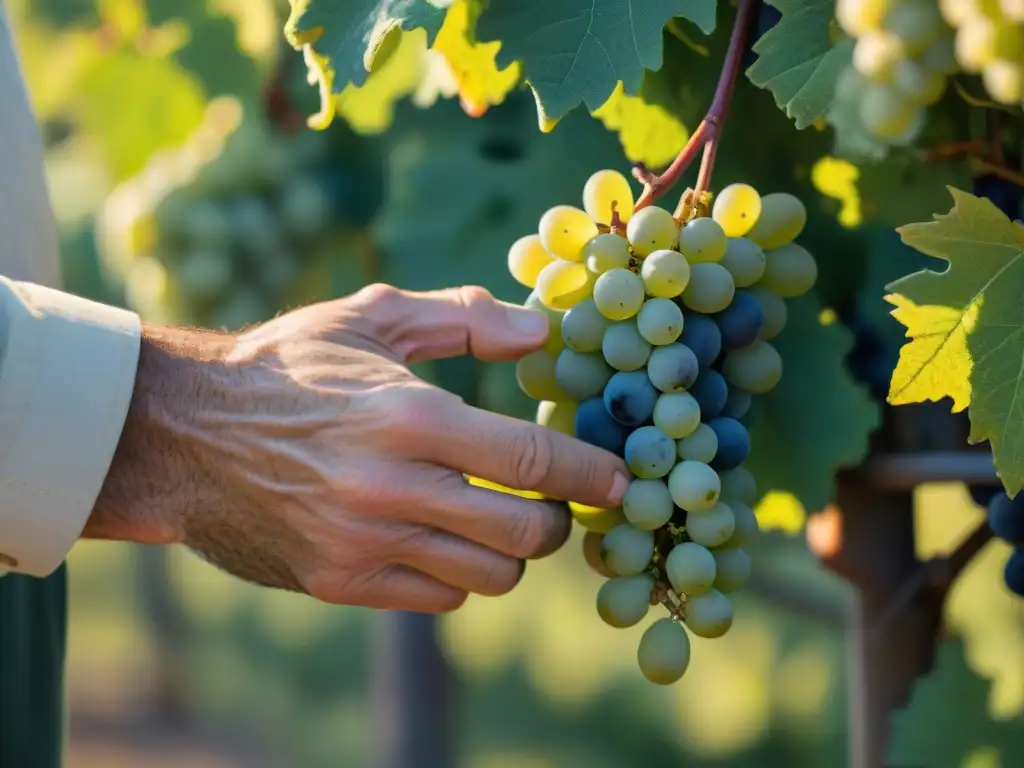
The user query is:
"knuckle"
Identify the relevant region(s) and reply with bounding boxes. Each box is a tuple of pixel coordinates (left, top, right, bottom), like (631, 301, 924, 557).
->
(358, 282, 403, 308)
(506, 509, 548, 559)
(456, 285, 494, 309)
(478, 557, 524, 596)
(508, 427, 555, 490)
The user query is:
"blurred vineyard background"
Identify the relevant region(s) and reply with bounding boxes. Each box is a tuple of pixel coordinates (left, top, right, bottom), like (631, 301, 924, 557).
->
(9, 0, 1024, 765)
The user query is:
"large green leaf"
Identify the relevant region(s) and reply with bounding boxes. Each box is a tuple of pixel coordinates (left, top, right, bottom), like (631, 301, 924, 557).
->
(477, 0, 718, 122)
(746, 0, 851, 130)
(886, 188, 1024, 496)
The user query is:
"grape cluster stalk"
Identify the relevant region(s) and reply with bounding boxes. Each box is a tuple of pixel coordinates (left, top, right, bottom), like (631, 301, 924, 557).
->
(505, 169, 818, 685)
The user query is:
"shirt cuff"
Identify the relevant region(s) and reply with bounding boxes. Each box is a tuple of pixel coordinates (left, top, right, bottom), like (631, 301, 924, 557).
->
(0, 278, 141, 577)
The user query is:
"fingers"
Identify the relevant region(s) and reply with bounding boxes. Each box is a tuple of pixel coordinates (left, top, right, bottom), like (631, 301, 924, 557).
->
(391, 526, 526, 597)
(353, 283, 550, 363)
(315, 563, 469, 614)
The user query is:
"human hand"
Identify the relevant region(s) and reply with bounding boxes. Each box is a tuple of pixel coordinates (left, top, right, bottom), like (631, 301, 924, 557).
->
(89, 284, 629, 613)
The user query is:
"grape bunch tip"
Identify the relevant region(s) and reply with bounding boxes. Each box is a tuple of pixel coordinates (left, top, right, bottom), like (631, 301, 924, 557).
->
(507, 169, 817, 686)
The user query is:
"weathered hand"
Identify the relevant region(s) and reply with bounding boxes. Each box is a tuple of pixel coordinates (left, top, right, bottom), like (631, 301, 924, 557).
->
(90, 284, 628, 613)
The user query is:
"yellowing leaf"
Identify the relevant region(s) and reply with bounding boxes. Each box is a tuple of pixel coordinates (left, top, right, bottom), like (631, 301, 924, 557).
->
(432, 0, 520, 117)
(593, 82, 689, 168)
(811, 156, 861, 228)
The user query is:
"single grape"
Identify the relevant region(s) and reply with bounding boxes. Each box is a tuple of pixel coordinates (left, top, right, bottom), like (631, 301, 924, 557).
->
(677, 423, 719, 464)
(688, 369, 729, 419)
(604, 370, 658, 426)
(536, 400, 578, 437)
(584, 232, 632, 274)
(556, 348, 613, 401)
(836, 0, 887, 36)
(745, 192, 807, 250)
(516, 351, 568, 401)
(507, 234, 555, 289)
(668, 460, 721, 512)
(893, 59, 947, 107)
(853, 32, 905, 82)
(1005, 549, 1024, 598)
(637, 298, 684, 345)
(535, 259, 594, 311)
(601, 524, 655, 576)
(626, 206, 678, 257)
(679, 313, 723, 368)
(721, 501, 760, 548)
(712, 547, 751, 593)
(582, 531, 617, 578)
(623, 478, 675, 530)
(647, 343, 700, 393)
(594, 268, 645, 320)
(714, 291, 766, 350)
(722, 388, 752, 420)
(712, 183, 762, 238)
(653, 391, 702, 439)
(624, 426, 677, 479)
(707, 417, 751, 472)
(678, 217, 728, 264)
(747, 286, 788, 340)
(939, 0, 995, 27)
(686, 502, 736, 548)
(969, 484, 1001, 509)
(955, 18, 1000, 73)
(539, 205, 599, 261)
(681, 262, 735, 314)
(596, 574, 654, 628)
(583, 169, 636, 225)
(884, 3, 945, 54)
(983, 59, 1024, 104)
(861, 82, 919, 140)
(761, 243, 818, 298)
(641, 249, 691, 298)
(562, 298, 610, 353)
(1003, 0, 1024, 23)
(637, 619, 691, 685)
(719, 467, 758, 506)
(684, 589, 734, 638)
(719, 237, 766, 287)
(987, 493, 1024, 545)
(571, 501, 628, 533)
(666, 541, 717, 596)
(602, 321, 653, 372)
(524, 292, 566, 357)
(723, 341, 783, 394)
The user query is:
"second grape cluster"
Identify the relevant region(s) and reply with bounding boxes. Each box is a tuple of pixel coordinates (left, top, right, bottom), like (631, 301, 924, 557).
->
(507, 169, 818, 685)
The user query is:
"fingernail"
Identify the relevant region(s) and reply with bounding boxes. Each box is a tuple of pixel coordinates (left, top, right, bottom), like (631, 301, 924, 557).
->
(507, 305, 549, 339)
(608, 472, 630, 506)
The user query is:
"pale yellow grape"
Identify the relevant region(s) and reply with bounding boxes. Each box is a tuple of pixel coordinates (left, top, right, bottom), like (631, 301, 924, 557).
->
(748, 286, 788, 340)
(745, 192, 806, 250)
(685, 502, 736, 548)
(893, 59, 947, 106)
(761, 243, 818, 298)
(637, 619, 691, 685)
(596, 574, 654, 628)
(883, 3, 945, 54)
(711, 547, 751, 593)
(836, 0, 887, 37)
(626, 206, 678, 257)
(712, 183, 762, 237)
(583, 169, 635, 225)
(853, 32, 905, 82)
(667, 460, 721, 513)
(859, 83, 920, 140)
(535, 259, 594, 310)
(583, 233, 632, 274)
(955, 18, 1002, 72)
(641, 249, 691, 298)
(525, 291, 566, 356)
(516, 351, 569, 401)
(921, 35, 959, 75)
(888, 107, 927, 147)
(684, 589, 734, 638)
(723, 341, 783, 394)
(940, 0, 997, 26)
(677, 217, 727, 264)
(1003, 0, 1024, 23)
(719, 468, 758, 507)
(536, 400, 577, 437)
(570, 501, 628, 533)
(680, 262, 735, 314)
(720, 237, 766, 287)
(594, 268, 645, 320)
(538, 205, 599, 261)
(507, 234, 554, 288)
(677, 423, 718, 464)
(983, 59, 1024, 103)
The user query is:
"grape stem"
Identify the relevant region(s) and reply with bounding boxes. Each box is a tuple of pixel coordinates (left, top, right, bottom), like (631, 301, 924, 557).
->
(632, 0, 758, 213)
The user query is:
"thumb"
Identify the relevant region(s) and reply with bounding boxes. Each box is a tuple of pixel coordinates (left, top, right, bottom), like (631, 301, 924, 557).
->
(360, 284, 551, 364)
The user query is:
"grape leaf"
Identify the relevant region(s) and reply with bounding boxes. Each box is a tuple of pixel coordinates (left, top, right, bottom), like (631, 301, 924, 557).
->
(746, 0, 852, 130)
(476, 0, 718, 122)
(886, 188, 1024, 496)
(747, 294, 880, 526)
(592, 81, 689, 168)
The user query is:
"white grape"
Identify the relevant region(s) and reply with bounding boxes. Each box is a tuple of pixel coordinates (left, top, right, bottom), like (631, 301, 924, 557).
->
(508, 234, 555, 288)
(685, 502, 736, 548)
(745, 193, 807, 250)
(626, 206, 678, 257)
(680, 262, 735, 314)
(594, 268, 645, 320)
(720, 237, 766, 287)
(583, 169, 635, 225)
(641, 249, 691, 299)
(712, 183, 762, 237)
(684, 589, 734, 638)
(539, 205, 599, 261)
(583, 233, 632, 274)
(711, 547, 751, 593)
(677, 423, 719, 464)
(666, 542, 717, 596)
(535, 259, 594, 311)
(722, 341, 783, 394)
(761, 243, 818, 298)
(637, 619, 691, 685)
(668, 460, 721, 513)
(678, 217, 727, 263)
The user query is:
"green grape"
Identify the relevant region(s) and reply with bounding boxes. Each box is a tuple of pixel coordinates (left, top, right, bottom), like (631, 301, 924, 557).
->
(677, 217, 727, 264)
(680, 262, 735, 314)
(721, 501, 760, 548)
(684, 589, 734, 638)
(601, 524, 655, 576)
(747, 286, 787, 340)
(594, 268, 645, 320)
(602, 321, 652, 372)
(624, 426, 678, 479)
(860, 82, 921, 140)
(516, 350, 569, 401)
(666, 541, 717, 596)
(712, 547, 751, 593)
(983, 59, 1024, 104)
(745, 193, 807, 250)
(640, 249, 691, 299)
(539, 205, 599, 261)
(626, 206, 678, 257)
(525, 291, 566, 356)
(955, 18, 1002, 73)
(719, 467, 758, 506)
(677, 423, 718, 463)
(712, 183, 762, 238)
(722, 341, 783, 394)
(761, 243, 818, 297)
(653, 391, 701, 439)
(668, 460, 721, 512)
(279, 175, 331, 240)
(622, 478, 675, 530)
(884, 3, 945, 54)
(536, 400, 578, 437)
(853, 32, 906, 82)
(555, 348, 613, 401)
(637, 298, 684, 345)
(597, 575, 654, 628)
(686, 502, 736, 548)
(583, 169, 636, 225)
(720, 237, 766, 288)
(583, 531, 617, 578)
(647, 343, 699, 392)
(535, 259, 594, 311)
(584, 232, 632, 274)
(175, 247, 233, 300)
(921, 34, 960, 75)
(893, 59, 948, 106)
(561, 297, 610, 353)
(637, 619, 691, 685)
(508, 234, 555, 289)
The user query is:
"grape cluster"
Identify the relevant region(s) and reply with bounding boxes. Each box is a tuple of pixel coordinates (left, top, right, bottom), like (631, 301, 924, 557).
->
(940, 0, 1024, 104)
(507, 171, 818, 685)
(982, 490, 1024, 597)
(835, 0, 957, 146)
